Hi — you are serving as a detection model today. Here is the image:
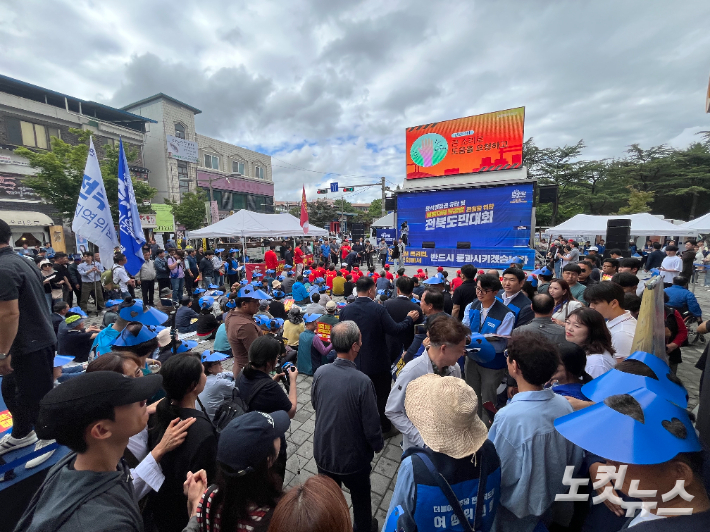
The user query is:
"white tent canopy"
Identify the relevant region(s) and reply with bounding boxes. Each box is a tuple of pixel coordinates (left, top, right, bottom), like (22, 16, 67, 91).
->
(371, 212, 394, 228)
(545, 213, 697, 237)
(678, 212, 710, 233)
(186, 210, 329, 239)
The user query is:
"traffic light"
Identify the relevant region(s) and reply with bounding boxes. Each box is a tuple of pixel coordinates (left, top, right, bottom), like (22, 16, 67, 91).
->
(342, 186, 355, 192)
(317, 189, 328, 194)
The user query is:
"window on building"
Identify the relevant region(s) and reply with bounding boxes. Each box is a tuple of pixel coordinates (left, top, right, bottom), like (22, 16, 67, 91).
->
(47, 127, 61, 142)
(254, 165, 265, 179)
(232, 193, 246, 211)
(175, 123, 186, 139)
(177, 161, 189, 181)
(17, 121, 48, 149)
(204, 154, 219, 170)
(179, 180, 190, 198)
(232, 160, 245, 175)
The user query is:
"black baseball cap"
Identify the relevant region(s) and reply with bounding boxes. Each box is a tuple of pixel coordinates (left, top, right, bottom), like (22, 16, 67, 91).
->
(217, 411, 290, 474)
(39, 371, 162, 415)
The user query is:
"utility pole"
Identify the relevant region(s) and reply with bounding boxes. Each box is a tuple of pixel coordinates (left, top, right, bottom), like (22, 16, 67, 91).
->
(381, 176, 386, 217)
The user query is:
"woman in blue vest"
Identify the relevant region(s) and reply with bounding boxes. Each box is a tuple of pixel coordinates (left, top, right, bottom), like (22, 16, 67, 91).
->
(226, 251, 240, 287)
(297, 312, 335, 375)
(384, 373, 501, 532)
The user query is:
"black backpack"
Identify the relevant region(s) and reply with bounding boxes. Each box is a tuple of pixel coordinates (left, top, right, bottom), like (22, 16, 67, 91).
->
(212, 377, 271, 432)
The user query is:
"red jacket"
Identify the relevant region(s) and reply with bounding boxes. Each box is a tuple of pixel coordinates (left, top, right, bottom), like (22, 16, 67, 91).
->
(264, 250, 278, 270)
(294, 247, 305, 264)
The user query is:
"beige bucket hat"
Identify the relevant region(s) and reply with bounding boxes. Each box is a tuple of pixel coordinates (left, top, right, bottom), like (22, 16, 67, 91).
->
(405, 374, 488, 459)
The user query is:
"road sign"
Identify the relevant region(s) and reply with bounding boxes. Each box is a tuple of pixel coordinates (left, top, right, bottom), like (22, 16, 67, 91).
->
(317, 189, 328, 194)
(330, 182, 338, 192)
(342, 186, 355, 192)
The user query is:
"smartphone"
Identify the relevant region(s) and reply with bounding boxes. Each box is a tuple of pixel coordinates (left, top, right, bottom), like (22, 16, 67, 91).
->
(414, 323, 427, 335)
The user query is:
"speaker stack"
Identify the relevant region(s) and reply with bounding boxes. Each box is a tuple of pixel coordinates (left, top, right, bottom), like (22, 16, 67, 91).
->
(351, 222, 365, 241)
(605, 218, 631, 258)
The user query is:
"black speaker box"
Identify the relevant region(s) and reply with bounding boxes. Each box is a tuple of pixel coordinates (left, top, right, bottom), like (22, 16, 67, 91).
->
(422, 241, 436, 249)
(607, 218, 631, 229)
(538, 186, 558, 204)
(456, 242, 471, 249)
(606, 228, 631, 243)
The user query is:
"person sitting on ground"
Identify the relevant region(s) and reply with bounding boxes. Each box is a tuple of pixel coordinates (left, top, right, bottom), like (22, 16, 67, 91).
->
(385, 373, 501, 532)
(110, 321, 162, 377)
(386, 314, 465, 451)
(50, 300, 69, 337)
(488, 333, 583, 532)
(564, 307, 617, 378)
(554, 388, 710, 531)
(548, 279, 584, 324)
(195, 298, 220, 340)
(14, 370, 163, 532)
(548, 342, 592, 401)
(176, 297, 200, 334)
(665, 275, 702, 321)
(147, 353, 218, 532)
(269, 288, 287, 319)
(331, 270, 346, 297)
(305, 292, 324, 314)
(236, 336, 298, 485)
(376, 271, 393, 291)
(57, 313, 101, 363)
(297, 312, 335, 376)
(103, 298, 122, 327)
(267, 475, 353, 532)
(343, 274, 355, 298)
(197, 350, 235, 421)
(585, 281, 637, 361)
(291, 275, 309, 305)
(182, 411, 291, 532)
(283, 306, 305, 348)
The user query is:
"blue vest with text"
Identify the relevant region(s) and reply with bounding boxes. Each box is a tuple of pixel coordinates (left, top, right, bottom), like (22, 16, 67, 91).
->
(468, 300, 514, 369)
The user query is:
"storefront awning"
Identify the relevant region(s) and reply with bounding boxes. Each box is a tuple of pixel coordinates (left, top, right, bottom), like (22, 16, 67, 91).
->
(0, 210, 55, 227)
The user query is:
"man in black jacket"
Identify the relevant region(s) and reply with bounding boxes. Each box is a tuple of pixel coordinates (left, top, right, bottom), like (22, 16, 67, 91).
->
(339, 276, 420, 436)
(199, 250, 215, 288)
(384, 277, 423, 363)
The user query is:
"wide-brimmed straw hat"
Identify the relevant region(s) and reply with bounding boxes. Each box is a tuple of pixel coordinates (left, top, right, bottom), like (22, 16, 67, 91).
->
(405, 374, 488, 459)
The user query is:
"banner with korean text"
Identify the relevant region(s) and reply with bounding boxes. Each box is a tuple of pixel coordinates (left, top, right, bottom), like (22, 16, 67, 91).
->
(402, 247, 535, 269)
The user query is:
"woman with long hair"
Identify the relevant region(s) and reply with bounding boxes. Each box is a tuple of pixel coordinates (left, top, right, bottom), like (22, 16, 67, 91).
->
(148, 353, 217, 532)
(267, 475, 352, 532)
(548, 279, 583, 324)
(548, 342, 593, 401)
(85, 353, 195, 502)
(183, 411, 291, 532)
(564, 307, 616, 378)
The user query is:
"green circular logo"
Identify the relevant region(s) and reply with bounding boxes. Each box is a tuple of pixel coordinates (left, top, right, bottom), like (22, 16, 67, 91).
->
(410, 133, 448, 167)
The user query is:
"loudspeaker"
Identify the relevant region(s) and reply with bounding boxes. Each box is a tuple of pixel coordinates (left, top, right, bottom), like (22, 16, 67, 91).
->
(422, 241, 435, 248)
(605, 219, 630, 258)
(385, 197, 396, 211)
(351, 223, 365, 240)
(538, 186, 558, 204)
(456, 242, 471, 249)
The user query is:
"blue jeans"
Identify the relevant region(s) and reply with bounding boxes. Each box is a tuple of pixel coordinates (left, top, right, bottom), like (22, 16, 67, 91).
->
(171, 277, 184, 302)
(554, 261, 562, 278)
(704, 266, 710, 286)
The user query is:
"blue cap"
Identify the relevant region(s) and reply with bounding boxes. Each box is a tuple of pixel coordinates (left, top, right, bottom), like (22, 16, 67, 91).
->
(271, 318, 284, 329)
(466, 333, 496, 364)
(208, 284, 220, 289)
(68, 307, 88, 318)
(176, 339, 198, 353)
(118, 301, 169, 326)
(207, 290, 224, 296)
(112, 322, 159, 347)
(229, 248, 239, 253)
(215, 248, 225, 253)
(251, 289, 273, 300)
(277, 275, 285, 281)
(410, 297, 420, 304)
(237, 286, 272, 300)
(582, 351, 688, 408)
(239, 279, 249, 285)
(283, 264, 293, 269)
(287, 271, 294, 276)
(225, 298, 237, 309)
(251, 281, 263, 288)
(423, 276, 444, 285)
(201, 350, 229, 363)
(554, 387, 701, 464)
(105, 299, 123, 308)
(303, 312, 322, 323)
(53, 355, 75, 368)
(199, 296, 215, 309)
(315, 277, 325, 284)
(272, 290, 285, 299)
(266, 269, 275, 274)
(254, 314, 272, 328)
(526, 274, 538, 288)
(304, 270, 312, 275)
(252, 272, 263, 277)
(193, 288, 206, 295)
(510, 257, 524, 264)
(532, 266, 553, 277)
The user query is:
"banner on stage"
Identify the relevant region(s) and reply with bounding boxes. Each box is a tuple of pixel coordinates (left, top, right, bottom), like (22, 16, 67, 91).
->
(398, 183, 533, 249)
(376, 228, 397, 246)
(402, 247, 535, 269)
(245, 255, 313, 281)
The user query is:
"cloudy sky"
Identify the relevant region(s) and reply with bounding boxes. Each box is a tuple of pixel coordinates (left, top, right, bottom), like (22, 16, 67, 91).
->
(1, 0, 709, 202)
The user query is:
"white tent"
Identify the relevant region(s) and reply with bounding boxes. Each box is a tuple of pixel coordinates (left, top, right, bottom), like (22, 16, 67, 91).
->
(186, 210, 329, 239)
(678, 212, 710, 233)
(371, 212, 395, 228)
(545, 213, 697, 237)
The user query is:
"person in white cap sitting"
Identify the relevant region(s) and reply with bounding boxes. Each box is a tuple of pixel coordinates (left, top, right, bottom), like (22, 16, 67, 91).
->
(384, 373, 501, 532)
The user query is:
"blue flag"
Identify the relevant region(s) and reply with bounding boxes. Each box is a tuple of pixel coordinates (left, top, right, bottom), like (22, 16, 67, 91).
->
(118, 138, 145, 275)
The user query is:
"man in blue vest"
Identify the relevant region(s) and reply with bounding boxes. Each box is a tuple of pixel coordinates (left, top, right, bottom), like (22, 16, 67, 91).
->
(384, 373, 501, 532)
(498, 267, 534, 327)
(463, 274, 515, 424)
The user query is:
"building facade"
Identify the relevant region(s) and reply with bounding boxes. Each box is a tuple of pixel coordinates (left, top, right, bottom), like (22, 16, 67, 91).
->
(0, 74, 152, 249)
(123, 93, 274, 223)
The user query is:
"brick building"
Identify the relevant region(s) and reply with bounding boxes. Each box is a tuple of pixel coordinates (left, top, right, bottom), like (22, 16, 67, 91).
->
(0, 74, 152, 249)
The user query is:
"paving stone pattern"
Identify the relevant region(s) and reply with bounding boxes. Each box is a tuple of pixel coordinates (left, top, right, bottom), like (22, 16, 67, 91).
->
(81, 271, 709, 524)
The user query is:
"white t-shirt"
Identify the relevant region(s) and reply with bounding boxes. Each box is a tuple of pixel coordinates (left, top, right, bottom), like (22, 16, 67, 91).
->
(607, 311, 637, 360)
(660, 255, 682, 284)
(585, 352, 616, 378)
(552, 300, 584, 322)
(113, 265, 130, 292)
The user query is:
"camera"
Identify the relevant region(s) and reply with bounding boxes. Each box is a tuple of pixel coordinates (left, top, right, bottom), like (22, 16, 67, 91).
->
(414, 323, 427, 335)
(281, 361, 296, 374)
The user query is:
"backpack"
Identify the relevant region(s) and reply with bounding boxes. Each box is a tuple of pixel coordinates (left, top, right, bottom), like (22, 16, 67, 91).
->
(100, 268, 114, 289)
(212, 376, 272, 432)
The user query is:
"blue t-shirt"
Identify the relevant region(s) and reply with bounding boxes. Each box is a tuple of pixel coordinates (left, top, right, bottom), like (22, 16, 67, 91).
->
(91, 327, 120, 356)
(551, 382, 589, 401)
(213, 324, 230, 353)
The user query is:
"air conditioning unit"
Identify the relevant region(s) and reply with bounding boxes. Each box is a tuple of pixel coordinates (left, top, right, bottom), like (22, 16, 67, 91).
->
(230, 172, 243, 177)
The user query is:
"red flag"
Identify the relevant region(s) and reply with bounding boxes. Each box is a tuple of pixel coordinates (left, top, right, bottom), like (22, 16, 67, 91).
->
(300, 185, 309, 234)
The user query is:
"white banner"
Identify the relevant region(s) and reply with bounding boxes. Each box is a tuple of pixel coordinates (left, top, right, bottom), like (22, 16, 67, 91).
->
(71, 137, 119, 269)
(166, 135, 199, 163)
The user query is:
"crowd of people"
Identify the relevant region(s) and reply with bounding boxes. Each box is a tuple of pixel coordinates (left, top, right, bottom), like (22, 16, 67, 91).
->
(1, 216, 709, 532)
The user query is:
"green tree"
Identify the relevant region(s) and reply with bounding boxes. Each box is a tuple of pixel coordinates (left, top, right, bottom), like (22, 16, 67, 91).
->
(660, 142, 710, 219)
(164, 191, 208, 230)
(333, 198, 353, 213)
(618, 186, 655, 214)
(17, 128, 156, 221)
(368, 199, 383, 218)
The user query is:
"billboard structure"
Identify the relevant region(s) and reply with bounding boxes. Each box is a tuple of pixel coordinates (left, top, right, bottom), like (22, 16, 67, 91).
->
(397, 183, 535, 268)
(406, 107, 525, 180)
